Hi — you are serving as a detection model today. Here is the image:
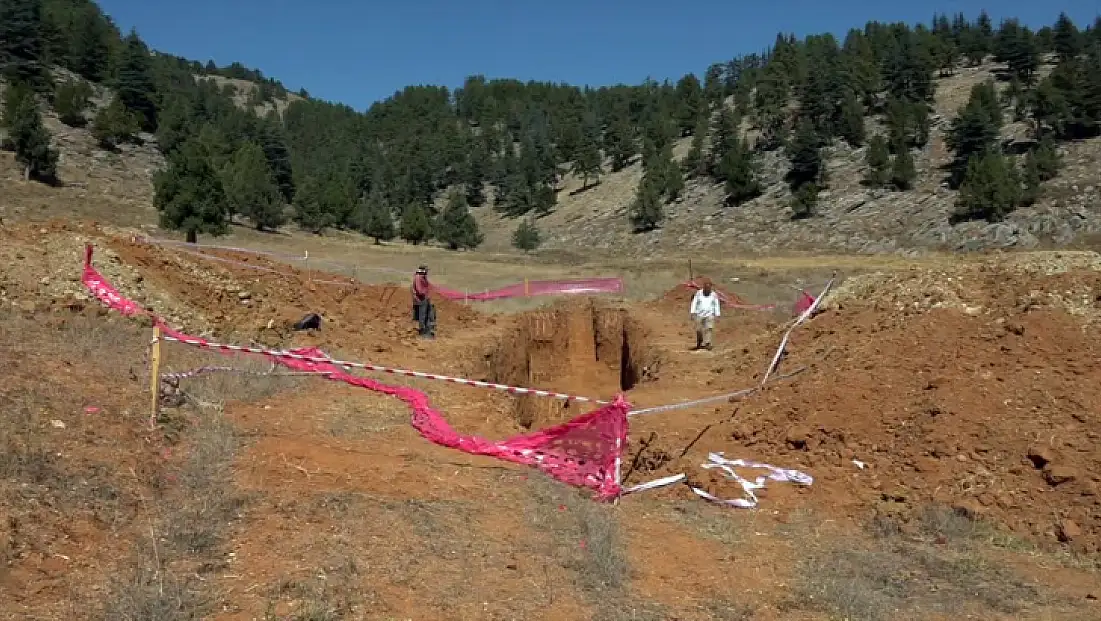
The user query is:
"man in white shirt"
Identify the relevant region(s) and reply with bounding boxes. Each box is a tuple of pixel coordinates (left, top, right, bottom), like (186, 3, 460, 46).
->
(689, 279, 721, 351)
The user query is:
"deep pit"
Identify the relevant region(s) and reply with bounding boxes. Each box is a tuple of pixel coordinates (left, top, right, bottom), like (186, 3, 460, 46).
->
(487, 299, 658, 428)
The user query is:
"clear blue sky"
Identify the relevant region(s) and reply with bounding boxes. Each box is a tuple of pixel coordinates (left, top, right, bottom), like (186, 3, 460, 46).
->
(97, 1, 1100, 110)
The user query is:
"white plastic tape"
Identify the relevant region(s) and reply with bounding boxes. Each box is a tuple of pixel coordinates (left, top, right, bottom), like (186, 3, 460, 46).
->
(689, 452, 813, 508)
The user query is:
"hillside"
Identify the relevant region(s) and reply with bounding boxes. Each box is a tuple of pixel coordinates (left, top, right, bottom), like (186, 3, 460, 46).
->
(3, 6, 1101, 260)
(474, 60, 1101, 256)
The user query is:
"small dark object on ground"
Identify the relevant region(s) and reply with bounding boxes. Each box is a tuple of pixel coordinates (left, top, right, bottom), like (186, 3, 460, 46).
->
(293, 313, 321, 331)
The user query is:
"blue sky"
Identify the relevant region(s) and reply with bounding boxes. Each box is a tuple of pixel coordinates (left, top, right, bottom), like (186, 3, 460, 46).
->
(97, 1, 1100, 110)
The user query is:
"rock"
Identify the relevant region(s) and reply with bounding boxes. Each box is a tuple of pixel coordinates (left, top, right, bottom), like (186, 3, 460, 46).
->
(1056, 519, 1082, 543)
(1027, 445, 1056, 469)
(1044, 465, 1079, 486)
(237, 290, 252, 300)
(952, 499, 987, 519)
(785, 426, 813, 450)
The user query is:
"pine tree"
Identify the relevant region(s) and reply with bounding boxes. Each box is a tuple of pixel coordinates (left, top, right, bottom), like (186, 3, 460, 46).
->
(674, 73, 704, 136)
(719, 135, 761, 205)
(864, 134, 891, 187)
(153, 138, 228, 243)
(223, 142, 284, 230)
(1053, 13, 1082, 63)
(116, 30, 158, 131)
(0, 0, 50, 91)
(996, 19, 1041, 84)
(653, 141, 683, 201)
(630, 175, 663, 232)
(437, 189, 483, 250)
(1021, 151, 1043, 206)
(55, 79, 92, 127)
(511, 218, 541, 252)
(258, 114, 295, 203)
(604, 113, 635, 172)
(91, 96, 139, 150)
(890, 144, 916, 190)
(1031, 136, 1062, 181)
(786, 118, 823, 193)
(72, 9, 110, 82)
(572, 110, 602, 189)
(353, 187, 395, 243)
(838, 90, 866, 147)
(708, 106, 739, 179)
(291, 173, 351, 234)
(1, 83, 57, 183)
(464, 136, 490, 207)
(953, 151, 1022, 222)
(399, 202, 432, 245)
(682, 114, 708, 178)
(790, 183, 819, 220)
(947, 81, 1003, 187)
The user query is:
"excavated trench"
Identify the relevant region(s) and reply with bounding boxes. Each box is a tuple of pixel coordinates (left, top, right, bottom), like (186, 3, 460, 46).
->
(487, 299, 659, 429)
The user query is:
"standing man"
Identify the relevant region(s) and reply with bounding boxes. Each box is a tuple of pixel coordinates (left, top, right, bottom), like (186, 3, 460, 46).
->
(689, 278, 720, 351)
(411, 265, 435, 338)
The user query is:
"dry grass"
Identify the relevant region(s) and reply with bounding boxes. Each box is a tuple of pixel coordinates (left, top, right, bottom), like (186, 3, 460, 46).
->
(0, 303, 311, 619)
(784, 506, 1054, 621)
(525, 475, 675, 620)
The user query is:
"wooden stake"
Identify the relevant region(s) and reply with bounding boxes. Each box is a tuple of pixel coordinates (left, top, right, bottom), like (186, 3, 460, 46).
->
(304, 250, 311, 285)
(688, 259, 694, 283)
(149, 324, 162, 428)
(524, 278, 530, 296)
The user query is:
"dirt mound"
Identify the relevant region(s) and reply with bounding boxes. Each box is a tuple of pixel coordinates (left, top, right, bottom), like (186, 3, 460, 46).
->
(638, 296, 1101, 550)
(828, 251, 1101, 322)
(101, 237, 486, 353)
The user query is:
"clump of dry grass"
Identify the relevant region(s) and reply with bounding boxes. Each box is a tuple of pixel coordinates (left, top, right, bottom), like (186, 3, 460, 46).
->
(162, 408, 246, 556)
(786, 505, 1048, 621)
(98, 548, 209, 621)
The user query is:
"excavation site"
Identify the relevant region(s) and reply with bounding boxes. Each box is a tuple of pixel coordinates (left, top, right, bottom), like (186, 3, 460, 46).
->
(3, 220, 1101, 620)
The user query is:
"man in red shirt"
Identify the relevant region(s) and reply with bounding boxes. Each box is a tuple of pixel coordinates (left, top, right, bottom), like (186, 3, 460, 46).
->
(411, 265, 434, 337)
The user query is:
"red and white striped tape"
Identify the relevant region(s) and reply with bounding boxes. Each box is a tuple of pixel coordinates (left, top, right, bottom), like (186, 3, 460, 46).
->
(158, 333, 610, 405)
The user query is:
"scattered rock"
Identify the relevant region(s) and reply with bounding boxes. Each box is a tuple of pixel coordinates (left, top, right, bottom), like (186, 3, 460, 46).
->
(1044, 465, 1079, 486)
(1027, 445, 1056, 469)
(1056, 519, 1082, 543)
(785, 426, 813, 450)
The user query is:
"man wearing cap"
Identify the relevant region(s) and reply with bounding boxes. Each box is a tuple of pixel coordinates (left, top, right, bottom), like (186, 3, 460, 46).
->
(689, 278, 720, 351)
(411, 265, 434, 337)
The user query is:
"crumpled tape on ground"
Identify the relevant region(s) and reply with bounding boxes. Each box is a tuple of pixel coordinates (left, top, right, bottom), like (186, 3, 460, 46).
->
(623, 454, 812, 508)
(691, 452, 813, 508)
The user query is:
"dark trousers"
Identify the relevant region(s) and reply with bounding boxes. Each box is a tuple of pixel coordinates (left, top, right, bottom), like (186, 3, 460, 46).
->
(413, 298, 434, 337)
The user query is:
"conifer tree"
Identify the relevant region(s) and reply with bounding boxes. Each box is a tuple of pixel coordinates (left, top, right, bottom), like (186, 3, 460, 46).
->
(92, 96, 139, 150)
(864, 134, 891, 187)
(682, 114, 708, 178)
(0, 0, 50, 91)
(399, 202, 432, 245)
(890, 144, 916, 190)
(953, 152, 1022, 222)
(630, 175, 663, 232)
(437, 189, 483, 250)
(838, 90, 866, 147)
(223, 142, 284, 230)
(55, 79, 92, 127)
(719, 135, 761, 205)
(511, 218, 541, 252)
(353, 187, 395, 243)
(572, 111, 603, 189)
(2, 83, 57, 182)
(153, 138, 228, 243)
(116, 30, 158, 131)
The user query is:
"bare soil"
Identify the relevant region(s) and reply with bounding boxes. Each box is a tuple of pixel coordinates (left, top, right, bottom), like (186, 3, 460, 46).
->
(2, 218, 1100, 620)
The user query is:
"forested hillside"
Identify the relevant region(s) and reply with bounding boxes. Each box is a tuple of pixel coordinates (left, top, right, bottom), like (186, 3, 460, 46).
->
(3, 1, 1101, 253)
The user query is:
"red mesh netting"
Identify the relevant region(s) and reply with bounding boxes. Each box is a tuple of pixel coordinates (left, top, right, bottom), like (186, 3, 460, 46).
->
(81, 245, 629, 499)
